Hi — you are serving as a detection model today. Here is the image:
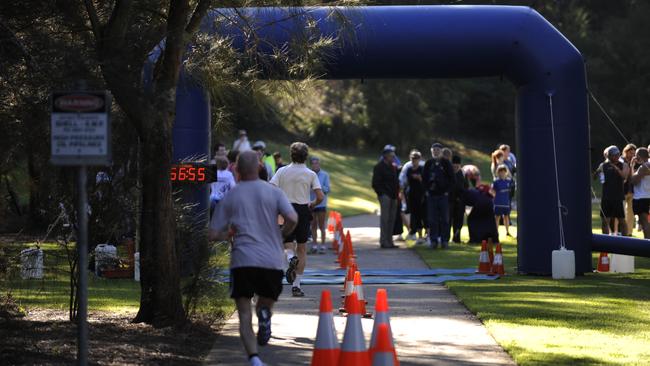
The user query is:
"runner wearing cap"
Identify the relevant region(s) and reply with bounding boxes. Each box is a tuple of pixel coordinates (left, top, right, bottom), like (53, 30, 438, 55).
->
(270, 142, 324, 297)
(209, 151, 298, 366)
(596, 145, 629, 235)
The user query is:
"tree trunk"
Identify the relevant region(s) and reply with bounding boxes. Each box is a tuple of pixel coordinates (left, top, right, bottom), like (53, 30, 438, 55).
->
(132, 100, 185, 327)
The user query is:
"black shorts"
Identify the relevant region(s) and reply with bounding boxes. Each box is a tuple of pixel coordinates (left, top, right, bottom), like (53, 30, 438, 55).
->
(633, 198, 650, 216)
(312, 206, 326, 213)
(285, 203, 312, 243)
(230, 267, 283, 301)
(601, 199, 625, 218)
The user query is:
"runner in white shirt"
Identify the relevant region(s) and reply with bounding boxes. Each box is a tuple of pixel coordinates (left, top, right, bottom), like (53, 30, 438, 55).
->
(270, 142, 324, 297)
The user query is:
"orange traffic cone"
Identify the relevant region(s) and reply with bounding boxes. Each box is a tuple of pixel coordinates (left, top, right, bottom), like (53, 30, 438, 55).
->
(327, 211, 337, 233)
(312, 290, 340, 366)
(338, 292, 370, 366)
(340, 262, 359, 312)
(337, 233, 349, 267)
(346, 231, 356, 258)
(369, 289, 399, 365)
(490, 243, 505, 275)
(477, 241, 492, 274)
(597, 252, 610, 272)
(340, 261, 358, 313)
(353, 271, 372, 318)
(487, 238, 494, 264)
(332, 231, 340, 254)
(370, 323, 398, 366)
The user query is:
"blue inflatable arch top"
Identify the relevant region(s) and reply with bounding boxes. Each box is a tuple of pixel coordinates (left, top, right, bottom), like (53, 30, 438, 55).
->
(172, 5, 647, 275)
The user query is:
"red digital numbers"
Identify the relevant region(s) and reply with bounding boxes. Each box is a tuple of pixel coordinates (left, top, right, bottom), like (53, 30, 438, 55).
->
(170, 165, 208, 182)
(198, 167, 205, 181)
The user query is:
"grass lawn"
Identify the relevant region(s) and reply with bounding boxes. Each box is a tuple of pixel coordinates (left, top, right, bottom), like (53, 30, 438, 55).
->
(4, 241, 233, 318)
(411, 204, 650, 366)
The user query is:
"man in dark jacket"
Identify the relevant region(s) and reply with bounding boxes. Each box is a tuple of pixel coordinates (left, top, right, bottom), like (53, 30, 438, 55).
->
(450, 155, 469, 243)
(372, 147, 400, 248)
(423, 142, 455, 248)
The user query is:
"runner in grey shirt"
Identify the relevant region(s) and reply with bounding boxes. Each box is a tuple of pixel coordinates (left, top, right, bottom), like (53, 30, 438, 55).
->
(210, 151, 297, 366)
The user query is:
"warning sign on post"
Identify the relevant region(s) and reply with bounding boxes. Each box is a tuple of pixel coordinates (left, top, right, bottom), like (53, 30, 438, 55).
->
(51, 91, 112, 166)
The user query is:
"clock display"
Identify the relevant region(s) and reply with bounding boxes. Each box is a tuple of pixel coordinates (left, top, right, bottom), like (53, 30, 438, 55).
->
(170, 164, 216, 183)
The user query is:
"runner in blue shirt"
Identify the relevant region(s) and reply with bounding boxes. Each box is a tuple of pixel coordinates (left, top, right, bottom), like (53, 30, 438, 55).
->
(491, 165, 514, 237)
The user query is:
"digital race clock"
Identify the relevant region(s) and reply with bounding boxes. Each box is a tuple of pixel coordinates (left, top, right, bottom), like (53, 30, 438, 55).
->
(170, 163, 217, 183)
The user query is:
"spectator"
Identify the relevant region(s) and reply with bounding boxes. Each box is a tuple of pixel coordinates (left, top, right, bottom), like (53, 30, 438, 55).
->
(491, 165, 514, 237)
(209, 156, 236, 218)
(630, 147, 650, 238)
(442, 147, 453, 161)
(273, 152, 285, 170)
(232, 129, 252, 152)
(372, 146, 400, 249)
(270, 142, 324, 297)
(252, 141, 274, 178)
(595, 146, 629, 235)
(209, 151, 298, 366)
(462, 164, 481, 188)
(449, 155, 469, 243)
(463, 184, 499, 243)
(214, 142, 227, 158)
(379, 144, 402, 167)
(309, 157, 331, 254)
(490, 149, 511, 180)
(423, 142, 454, 249)
(227, 150, 239, 179)
(404, 150, 427, 244)
(622, 143, 637, 235)
(499, 144, 517, 175)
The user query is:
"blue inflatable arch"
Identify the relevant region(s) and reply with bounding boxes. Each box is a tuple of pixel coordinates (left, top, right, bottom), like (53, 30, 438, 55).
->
(172, 5, 646, 275)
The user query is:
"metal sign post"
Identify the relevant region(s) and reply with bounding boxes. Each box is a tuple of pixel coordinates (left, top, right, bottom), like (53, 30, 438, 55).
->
(51, 89, 111, 366)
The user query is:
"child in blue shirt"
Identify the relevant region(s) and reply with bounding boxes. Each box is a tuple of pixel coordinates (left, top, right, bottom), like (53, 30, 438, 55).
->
(491, 165, 514, 237)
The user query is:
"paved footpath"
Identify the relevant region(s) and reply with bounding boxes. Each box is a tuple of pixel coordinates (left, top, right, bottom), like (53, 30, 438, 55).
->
(205, 215, 515, 366)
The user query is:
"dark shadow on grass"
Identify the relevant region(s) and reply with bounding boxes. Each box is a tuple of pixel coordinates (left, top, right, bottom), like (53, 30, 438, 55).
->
(1, 314, 217, 365)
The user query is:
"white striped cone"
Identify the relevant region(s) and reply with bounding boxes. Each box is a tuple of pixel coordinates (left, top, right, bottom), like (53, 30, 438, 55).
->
(369, 289, 398, 365)
(338, 293, 370, 366)
(371, 323, 397, 366)
(369, 310, 391, 351)
(312, 290, 340, 366)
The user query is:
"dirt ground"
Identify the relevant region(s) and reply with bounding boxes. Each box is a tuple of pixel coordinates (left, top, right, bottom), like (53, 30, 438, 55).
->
(0, 309, 220, 365)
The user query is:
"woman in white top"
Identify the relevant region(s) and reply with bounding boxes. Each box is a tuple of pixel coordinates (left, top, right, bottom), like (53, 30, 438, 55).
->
(630, 147, 650, 239)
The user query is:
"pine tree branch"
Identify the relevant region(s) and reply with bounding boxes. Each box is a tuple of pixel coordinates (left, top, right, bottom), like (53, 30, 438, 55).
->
(185, 0, 213, 35)
(83, 0, 102, 39)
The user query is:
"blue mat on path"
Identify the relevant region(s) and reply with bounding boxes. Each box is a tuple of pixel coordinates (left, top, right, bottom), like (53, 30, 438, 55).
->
(214, 268, 477, 277)
(212, 273, 500, 285)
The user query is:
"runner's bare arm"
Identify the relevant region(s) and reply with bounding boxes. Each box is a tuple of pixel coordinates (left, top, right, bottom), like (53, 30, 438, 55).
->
(310, 188, 324, 208)
(281, 211, 298, 238)
(208, 225, 233, 241)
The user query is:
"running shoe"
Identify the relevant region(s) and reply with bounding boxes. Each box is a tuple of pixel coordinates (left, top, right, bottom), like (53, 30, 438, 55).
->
(256, 306, 272, 346)
(292, 286, 305, 297)
(285, 256, 298, 284)
(308, 246, 318, 254)
(318, 246, 326, 254)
